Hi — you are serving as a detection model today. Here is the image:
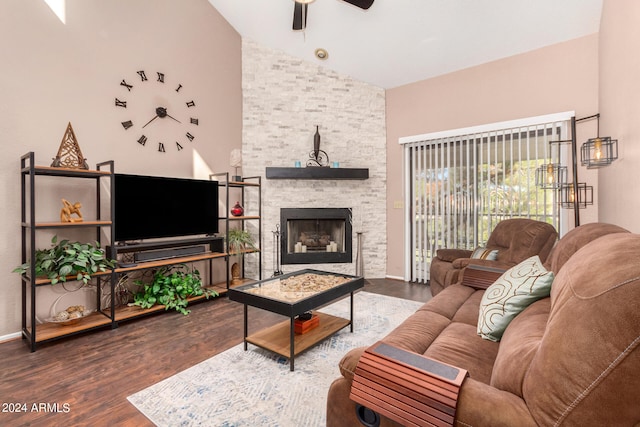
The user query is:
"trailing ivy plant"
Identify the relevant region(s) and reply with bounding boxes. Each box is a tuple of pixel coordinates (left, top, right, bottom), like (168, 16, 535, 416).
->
(132, 264, 217, 315)
(13, 236, 116, 285)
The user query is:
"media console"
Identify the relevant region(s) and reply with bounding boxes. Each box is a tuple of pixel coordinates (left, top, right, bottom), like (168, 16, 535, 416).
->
(108, 236, 225, 264)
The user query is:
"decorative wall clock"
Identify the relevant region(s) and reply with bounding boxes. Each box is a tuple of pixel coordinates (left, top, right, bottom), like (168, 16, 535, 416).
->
(114, 70, 198, 153)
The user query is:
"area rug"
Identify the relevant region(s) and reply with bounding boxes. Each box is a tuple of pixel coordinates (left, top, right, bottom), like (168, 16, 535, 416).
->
(127, 291, 424, 427)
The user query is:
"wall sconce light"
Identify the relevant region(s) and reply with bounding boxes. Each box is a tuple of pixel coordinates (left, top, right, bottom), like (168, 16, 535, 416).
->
(535, 163, 567, 189)
(581, 136, 618, 169)
(559, 182, 593, 209)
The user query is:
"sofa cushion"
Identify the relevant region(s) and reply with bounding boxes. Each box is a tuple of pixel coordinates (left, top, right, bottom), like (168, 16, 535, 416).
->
(490, 298, 550, 396)
(423, 322, 499, 384)
(477, 256, 554, 342)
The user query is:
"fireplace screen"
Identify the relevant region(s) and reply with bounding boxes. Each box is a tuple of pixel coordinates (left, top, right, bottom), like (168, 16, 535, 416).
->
(281, 208, 352, 264)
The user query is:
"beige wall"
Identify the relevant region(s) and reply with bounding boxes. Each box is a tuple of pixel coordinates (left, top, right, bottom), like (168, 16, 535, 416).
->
(598, 0, 640, 231)
(0, 0, 241, 337)
(385, 35, 600, 279)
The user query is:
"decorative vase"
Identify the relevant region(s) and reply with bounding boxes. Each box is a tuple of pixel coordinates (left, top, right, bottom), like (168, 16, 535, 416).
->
(313, 125, 321, 160)
(231, 262, 241, 285)
(231, 201, 244, 217)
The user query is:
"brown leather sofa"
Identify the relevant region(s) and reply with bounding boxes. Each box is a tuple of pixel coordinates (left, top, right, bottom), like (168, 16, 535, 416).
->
(327, 223, 639, 426)
(429, 218, 558, 296)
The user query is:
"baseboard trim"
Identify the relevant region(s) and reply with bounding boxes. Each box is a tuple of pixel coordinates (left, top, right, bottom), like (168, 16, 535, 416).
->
(385, 275, 406, 281)
(0, 331, 21, 344)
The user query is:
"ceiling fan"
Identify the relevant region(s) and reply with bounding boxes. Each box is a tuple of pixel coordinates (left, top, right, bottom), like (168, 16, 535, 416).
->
(293, 0, 374, 31)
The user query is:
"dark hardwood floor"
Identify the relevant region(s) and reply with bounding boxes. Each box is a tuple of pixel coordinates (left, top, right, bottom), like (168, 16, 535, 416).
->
(0, 278, 431, 427)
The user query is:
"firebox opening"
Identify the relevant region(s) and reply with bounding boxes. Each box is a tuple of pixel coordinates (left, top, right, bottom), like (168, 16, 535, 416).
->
(281, 208, 352, 265)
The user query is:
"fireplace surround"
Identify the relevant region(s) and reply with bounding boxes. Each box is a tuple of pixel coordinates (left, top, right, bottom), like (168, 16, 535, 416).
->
(281, 208, 352, 264)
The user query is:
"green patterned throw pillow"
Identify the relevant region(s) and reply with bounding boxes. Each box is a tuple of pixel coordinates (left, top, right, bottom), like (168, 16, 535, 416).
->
(477, 255, 554, 342)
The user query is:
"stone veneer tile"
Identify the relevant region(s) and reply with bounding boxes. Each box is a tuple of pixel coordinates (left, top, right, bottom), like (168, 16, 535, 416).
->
(241, 39, 386, 278)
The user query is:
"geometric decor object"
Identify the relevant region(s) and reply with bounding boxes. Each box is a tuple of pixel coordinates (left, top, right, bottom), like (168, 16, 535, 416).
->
(535, 163, 567, 189)
(51, 122, 89, 169)
(559, 182, 594, 209)
(580, 136, 618, 169)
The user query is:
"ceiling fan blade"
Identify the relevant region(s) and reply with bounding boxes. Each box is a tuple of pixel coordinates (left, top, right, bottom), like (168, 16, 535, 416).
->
(341, 0, 374, 10)
(292, 2, 308, 31)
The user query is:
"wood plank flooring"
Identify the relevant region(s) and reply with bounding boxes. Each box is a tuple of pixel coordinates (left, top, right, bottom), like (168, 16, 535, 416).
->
(0, 279, 431, 427)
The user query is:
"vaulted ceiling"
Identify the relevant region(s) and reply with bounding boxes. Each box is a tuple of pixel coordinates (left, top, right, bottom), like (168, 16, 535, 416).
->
(208, 0, 603, 89)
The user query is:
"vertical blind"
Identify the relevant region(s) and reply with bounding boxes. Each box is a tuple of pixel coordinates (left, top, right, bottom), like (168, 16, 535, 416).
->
(402, 114, 570, 283)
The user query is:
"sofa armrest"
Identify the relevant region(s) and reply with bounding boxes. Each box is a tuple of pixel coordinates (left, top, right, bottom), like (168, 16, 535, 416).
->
(436, 248, 473, 262)
(459, 264, 507, 290)
(350, 341, 468, 426)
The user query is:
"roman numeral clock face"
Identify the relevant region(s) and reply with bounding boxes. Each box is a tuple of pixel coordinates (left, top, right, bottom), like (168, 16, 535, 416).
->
(114, 70, 198, 153)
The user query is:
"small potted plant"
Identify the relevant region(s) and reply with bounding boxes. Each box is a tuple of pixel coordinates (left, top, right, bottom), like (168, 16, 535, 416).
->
(13, 236, 116, 285)
(227, 229, 258, 285)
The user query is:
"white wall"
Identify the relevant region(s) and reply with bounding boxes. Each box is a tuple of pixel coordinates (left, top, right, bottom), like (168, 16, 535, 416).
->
(0, 0, 242, 337)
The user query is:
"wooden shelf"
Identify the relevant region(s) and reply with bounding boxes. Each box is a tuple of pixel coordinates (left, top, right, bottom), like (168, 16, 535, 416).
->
(229, 278, 257, 288)
(29, 311, 113, 343)
(23, 165, 112, 178)
(115, 252, 227, 273)
(227, 180, 260, 187)
(112, 283, 226, 322)
(24, 220, 112, 229)
(246, 312, 350, 358)
(33, 269, 112, 286)
(228, 215, 260, 221)
(228, 249, 260, 258)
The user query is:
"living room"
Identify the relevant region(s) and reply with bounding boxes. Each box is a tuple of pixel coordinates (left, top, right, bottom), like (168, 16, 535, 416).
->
(1, 0, 639, 425)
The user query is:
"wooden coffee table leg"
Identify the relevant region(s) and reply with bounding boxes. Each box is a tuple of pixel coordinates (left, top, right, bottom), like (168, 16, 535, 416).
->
(290, 316, 295, 371)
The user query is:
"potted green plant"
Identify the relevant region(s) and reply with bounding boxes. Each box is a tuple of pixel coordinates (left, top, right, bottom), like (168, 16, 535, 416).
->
(131, 264, 216, 315)
(227, 229, 258, 256)
(227, 229, 257, 284)
(13, 236, 116, 285)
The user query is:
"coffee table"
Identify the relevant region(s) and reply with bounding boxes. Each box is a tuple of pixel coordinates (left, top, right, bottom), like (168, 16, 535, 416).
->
(228, 269, 364, 371)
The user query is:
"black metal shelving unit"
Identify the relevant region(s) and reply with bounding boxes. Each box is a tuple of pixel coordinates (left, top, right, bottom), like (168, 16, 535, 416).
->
(210, 172, 262, 288)
(19, 152, 115, 351)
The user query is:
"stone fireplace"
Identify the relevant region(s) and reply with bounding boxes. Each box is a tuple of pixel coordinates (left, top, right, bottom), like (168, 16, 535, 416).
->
(241, 39, 387, 278)
(281, 208, 352, 264)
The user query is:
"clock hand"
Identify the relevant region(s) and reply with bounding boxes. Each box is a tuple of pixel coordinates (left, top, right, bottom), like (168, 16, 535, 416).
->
(165, 113, 182, 124)
(141, 115, 159, 128)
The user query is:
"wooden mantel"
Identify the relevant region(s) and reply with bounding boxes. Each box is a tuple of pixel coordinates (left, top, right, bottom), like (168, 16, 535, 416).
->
(265, 167, 369, 180)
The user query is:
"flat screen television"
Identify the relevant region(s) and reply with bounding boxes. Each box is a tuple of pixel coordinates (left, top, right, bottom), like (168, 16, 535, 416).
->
(114, 173, 219, 242)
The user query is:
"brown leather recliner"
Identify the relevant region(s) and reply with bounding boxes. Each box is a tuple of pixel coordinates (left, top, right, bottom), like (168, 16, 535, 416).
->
(429, 218, 558, 295)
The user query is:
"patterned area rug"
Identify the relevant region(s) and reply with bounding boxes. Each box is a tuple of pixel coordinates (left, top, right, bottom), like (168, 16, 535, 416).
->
(127, 291, 424, 427)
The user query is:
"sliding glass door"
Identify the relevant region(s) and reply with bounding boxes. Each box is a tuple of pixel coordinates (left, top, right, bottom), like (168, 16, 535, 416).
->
(403, 114, 568, 283)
